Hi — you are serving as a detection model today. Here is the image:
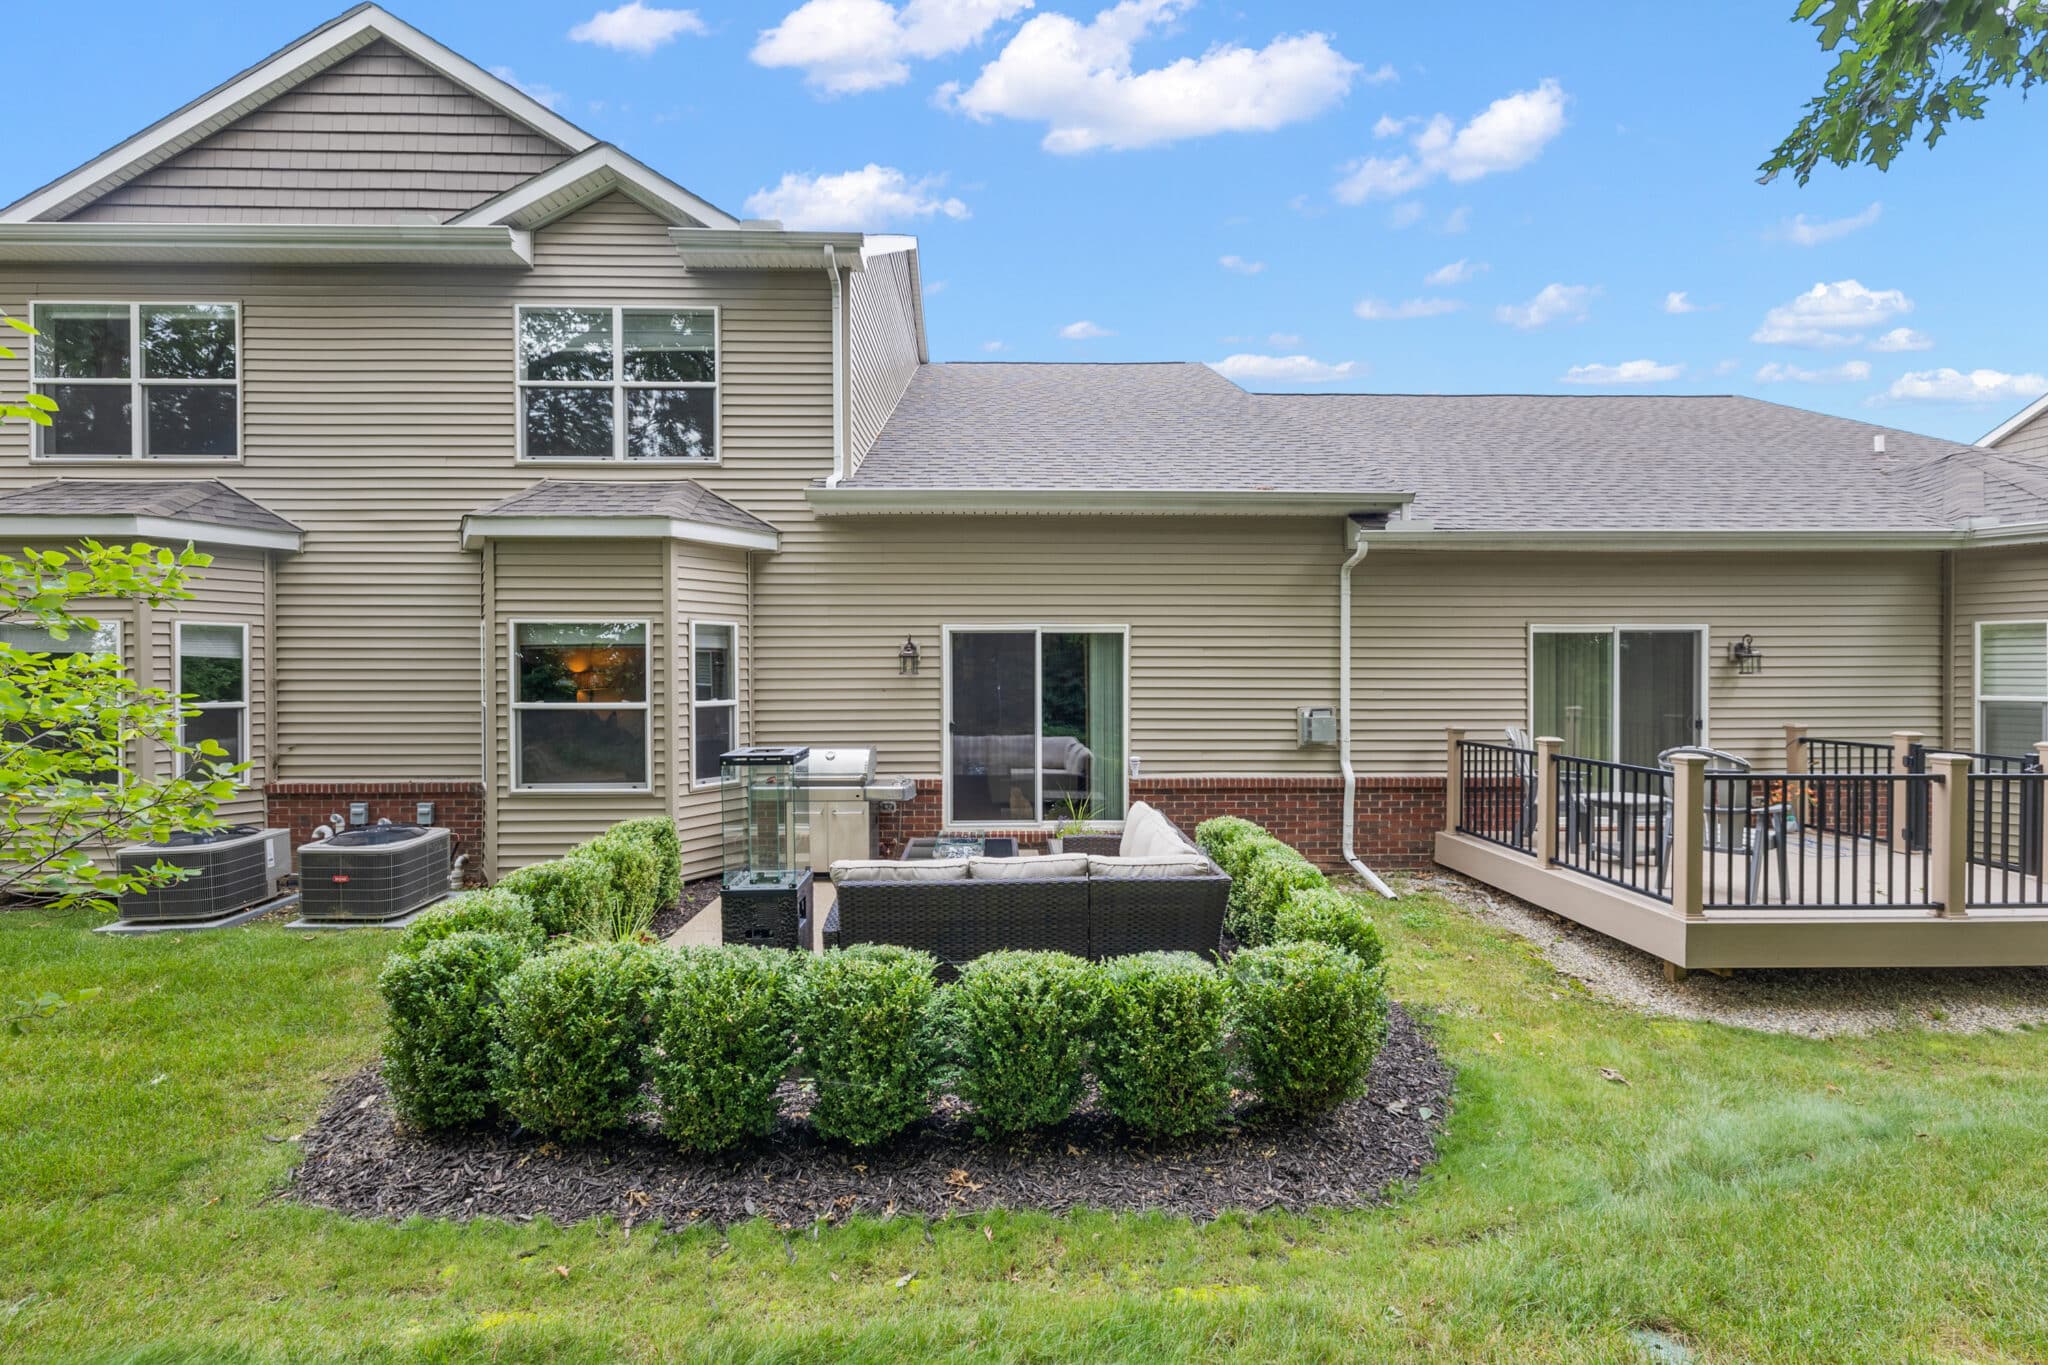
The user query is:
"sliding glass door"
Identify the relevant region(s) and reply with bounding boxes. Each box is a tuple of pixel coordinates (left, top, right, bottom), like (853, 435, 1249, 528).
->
(946, 626, 1127, 826)
(1532, 626, 1703, 766)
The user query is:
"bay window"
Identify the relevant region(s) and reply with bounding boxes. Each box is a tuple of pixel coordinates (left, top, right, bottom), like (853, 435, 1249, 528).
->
(176, 622, 248, 776)
(1978, 621, 2048, 754)
(516, 305, 717, 461)
(31, 302, 239, 459)
(691, 621, 738, 784)
(945, 626, 1128, 826)
(512, 621, 651, 790)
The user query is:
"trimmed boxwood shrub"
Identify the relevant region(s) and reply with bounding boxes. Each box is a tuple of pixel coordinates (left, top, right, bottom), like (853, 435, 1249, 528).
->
(936, 950, 1100, 1139)
(1195, 815, 1266, 878)
(645, 945, 801, 1152)
(495, 857, 612, 938)
(1233, 846, 1329, 947)
(569, 833, 661, 939)
(379, 930, 526, 1129)
(1272, 887, 1386, 970)
(394, 887, 544, 958)
(1229, 941, 1389, 1117)
(1090, 952, 1232, 1140)
(610, 817, 683, 909)
(491, 941, 661, 1141)
(791, 944, 938, 1147)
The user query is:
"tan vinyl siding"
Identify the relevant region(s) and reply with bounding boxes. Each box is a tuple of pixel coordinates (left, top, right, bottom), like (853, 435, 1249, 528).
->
(63, 41, 571, 224)
(0, 193, 834, 788)
(489, 539, 669, 872)
(1951, 545, 2048, 750)
(1350, 550, 1945, 772)
(1989, 407, 2048, 463)
(671, 541, 752, 878)
(846, 252, 920, 467)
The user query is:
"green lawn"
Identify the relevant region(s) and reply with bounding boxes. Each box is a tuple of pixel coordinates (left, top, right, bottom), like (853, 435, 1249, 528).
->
(5, 892, 2048, 1363)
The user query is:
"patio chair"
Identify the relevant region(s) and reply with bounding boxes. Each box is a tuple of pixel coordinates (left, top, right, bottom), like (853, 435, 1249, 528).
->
(1657, 746, 1790, 902)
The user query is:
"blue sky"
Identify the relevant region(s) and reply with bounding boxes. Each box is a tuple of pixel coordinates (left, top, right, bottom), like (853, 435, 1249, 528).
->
(17, 0, 2045, 440)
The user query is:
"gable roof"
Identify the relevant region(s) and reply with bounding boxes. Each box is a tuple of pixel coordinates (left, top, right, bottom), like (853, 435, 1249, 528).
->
(461, 480, 779, 552)
(0, 479, 301, 551)
(449, 144, 738, 232)
(827, 362, 2029, 540)
(1982, 393, 2048, 448)
(2, 5, 595, 224)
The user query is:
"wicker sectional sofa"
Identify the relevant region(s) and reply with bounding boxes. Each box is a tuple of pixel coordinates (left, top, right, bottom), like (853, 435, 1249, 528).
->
(824, 803, 1228, 970)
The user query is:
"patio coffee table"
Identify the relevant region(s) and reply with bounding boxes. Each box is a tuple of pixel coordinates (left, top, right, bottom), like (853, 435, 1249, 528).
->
(901, 836, 1019, 860)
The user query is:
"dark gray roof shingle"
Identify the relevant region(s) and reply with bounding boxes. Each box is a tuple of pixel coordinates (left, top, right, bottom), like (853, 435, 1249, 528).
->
(470, 479, 774, 534)
(0, 479, 299, 533)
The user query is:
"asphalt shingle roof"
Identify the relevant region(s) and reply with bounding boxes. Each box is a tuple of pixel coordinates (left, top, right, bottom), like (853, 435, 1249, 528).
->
(0, 479, 299, 534)
(470, 479, 775, 535)
(848, 363, 2027, 533)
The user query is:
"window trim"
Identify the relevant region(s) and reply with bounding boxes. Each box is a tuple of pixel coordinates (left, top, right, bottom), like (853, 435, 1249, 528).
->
(939, 623, 1132, 832)
(512, 303, 721, 465)
(1, 617, 126, 786)
(1974, 618, 2048, 755)
(28, 299, 243, 464)
(173, 620, 250, 786)
(689, 618, 741, 789)
(1526, 622, 1712, 763)
(507, 616, 655, 794)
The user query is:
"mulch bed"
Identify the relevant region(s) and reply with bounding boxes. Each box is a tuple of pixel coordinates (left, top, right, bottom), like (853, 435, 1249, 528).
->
(286, 1006, 1450, 1229)
(647, 876, 720, 941)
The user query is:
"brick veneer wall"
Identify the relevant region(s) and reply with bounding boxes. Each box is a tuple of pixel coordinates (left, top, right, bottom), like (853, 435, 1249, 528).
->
(873, 775, 1446, 871)
(265, 780, 486, 880)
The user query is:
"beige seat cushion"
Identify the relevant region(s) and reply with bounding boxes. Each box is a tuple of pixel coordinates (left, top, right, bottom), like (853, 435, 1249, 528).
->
(970, 853, 1089, 879)
(1087, 854, 1211, 880)
(831, 859, 969, 883)
(1117, 801, 1166, 858)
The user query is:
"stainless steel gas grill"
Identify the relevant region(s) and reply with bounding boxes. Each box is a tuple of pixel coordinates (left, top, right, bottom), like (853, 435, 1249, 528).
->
(793, 745, 918, 873)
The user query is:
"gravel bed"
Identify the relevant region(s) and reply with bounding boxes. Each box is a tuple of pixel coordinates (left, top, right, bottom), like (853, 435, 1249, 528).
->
(1411, 870, 2048, 1037)
(286, 1006, 1449, 1229)
(648, 877, 720, 942)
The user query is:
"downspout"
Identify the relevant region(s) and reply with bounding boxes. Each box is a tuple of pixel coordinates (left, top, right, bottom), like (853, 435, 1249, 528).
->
(1340, 518, 1397, 898)
(823, 244, 846, 487)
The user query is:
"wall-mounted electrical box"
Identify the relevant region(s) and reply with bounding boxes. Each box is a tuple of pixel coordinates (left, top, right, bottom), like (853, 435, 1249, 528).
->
(347, 801, 369, 826)
(1297, 705, 1338, 747)
(415, 802, 436, 826)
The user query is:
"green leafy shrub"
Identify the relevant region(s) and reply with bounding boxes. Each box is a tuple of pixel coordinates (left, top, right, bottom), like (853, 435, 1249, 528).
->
(394, 887, 543, 958)
(791, 944, 938, 1147)
(1195, 816, 1266, 878)
(644, 945, 801, 1152)
(495, 857, 612, 938)
(1272, 887, 1386, 970)
(1232, 845, 1329, 947)
(379, 930, 526, 1129)
(491, 941, 661, 1141)
(937, 951, 1100, 1138)
(1090, 952, 1232, 1140)
(610, 817, 683, 909)
(1229, 941, 1389, 1117)
(569, 833, 661, 941)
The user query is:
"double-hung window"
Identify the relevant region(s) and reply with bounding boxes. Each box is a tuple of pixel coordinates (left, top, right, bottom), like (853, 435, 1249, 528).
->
(512, 621, 651, 790)
(1978, 622, 2048, 755)
(31, 302, 239, 458)
(692, 622, 738, 784)
(516, 306, 717, 461)
(176, 622, 248, 777)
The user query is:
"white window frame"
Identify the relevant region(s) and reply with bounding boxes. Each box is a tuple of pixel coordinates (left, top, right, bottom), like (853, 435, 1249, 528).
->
(1974, 618, 2048, 755)
(28, 300, 242, 463)
(508, 617, 655, 794)
(173, 620, 250, 785)
(689, 619, 741, 788)
(1526, 623, 1711, 763)
(513, 303, 720, 464)
(940, 623, 1132, 831)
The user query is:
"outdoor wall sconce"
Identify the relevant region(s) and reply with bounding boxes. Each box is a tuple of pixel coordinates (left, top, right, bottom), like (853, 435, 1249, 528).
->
(898, 635, 921, 675)
(1727, 634, 1764, 674)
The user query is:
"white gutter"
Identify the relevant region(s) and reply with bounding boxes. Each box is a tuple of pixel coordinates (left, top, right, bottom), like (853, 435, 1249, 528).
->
(1340, 519, 1396, 900)
(824, 244, 846, 487)
(808, 487, 1414, 517)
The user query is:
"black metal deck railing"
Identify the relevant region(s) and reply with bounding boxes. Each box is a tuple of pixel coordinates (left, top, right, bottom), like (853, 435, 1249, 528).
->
(1455, 740, 1534, 854)
(1704, 772, 1936, 910)
(1967, 769, 2045, 906)
(1551, 755, 1671, 901)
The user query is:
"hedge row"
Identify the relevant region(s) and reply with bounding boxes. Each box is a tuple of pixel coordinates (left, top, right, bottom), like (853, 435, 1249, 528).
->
(1195, 816, 1388, 969)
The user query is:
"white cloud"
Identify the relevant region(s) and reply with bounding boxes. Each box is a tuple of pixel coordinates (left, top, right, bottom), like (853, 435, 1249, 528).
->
(1353, 296, 1462, 321)
(743, 164, 970, 229)
(1059, 319, 1114, 339)
(751, 0, 1031, 95)
(1442, 205, 1471, 234)
(943, 0, 1360, 153)
(1496, 283, 1594, 329)
(1361, 63, 1398, 85)
(1887, 368, 2048, 403)
(1218, 254, 1266, 275)
(1559, 359, 1683, 386)
(1209, 353, 1361, 384)
(1662, 290, 1701, 315)
(1268, 331, 1302, 347)
(1387, 201, 1425, 229)
(569, 2, 707, 54)
(1372, 113, 1414, 139)
(1871, 326, 1933, 353)
(1336, 78, 1567, 203)
(981, 339, 1007, 351)
(1751, 279, 1912, 348)
(1424, 258, 1487, 286)
(1712, 358, 1741, 376)
(1754, 360, 1872, 384)
(490, 67, 567, 110)
(1777, 200, 1882, 247)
